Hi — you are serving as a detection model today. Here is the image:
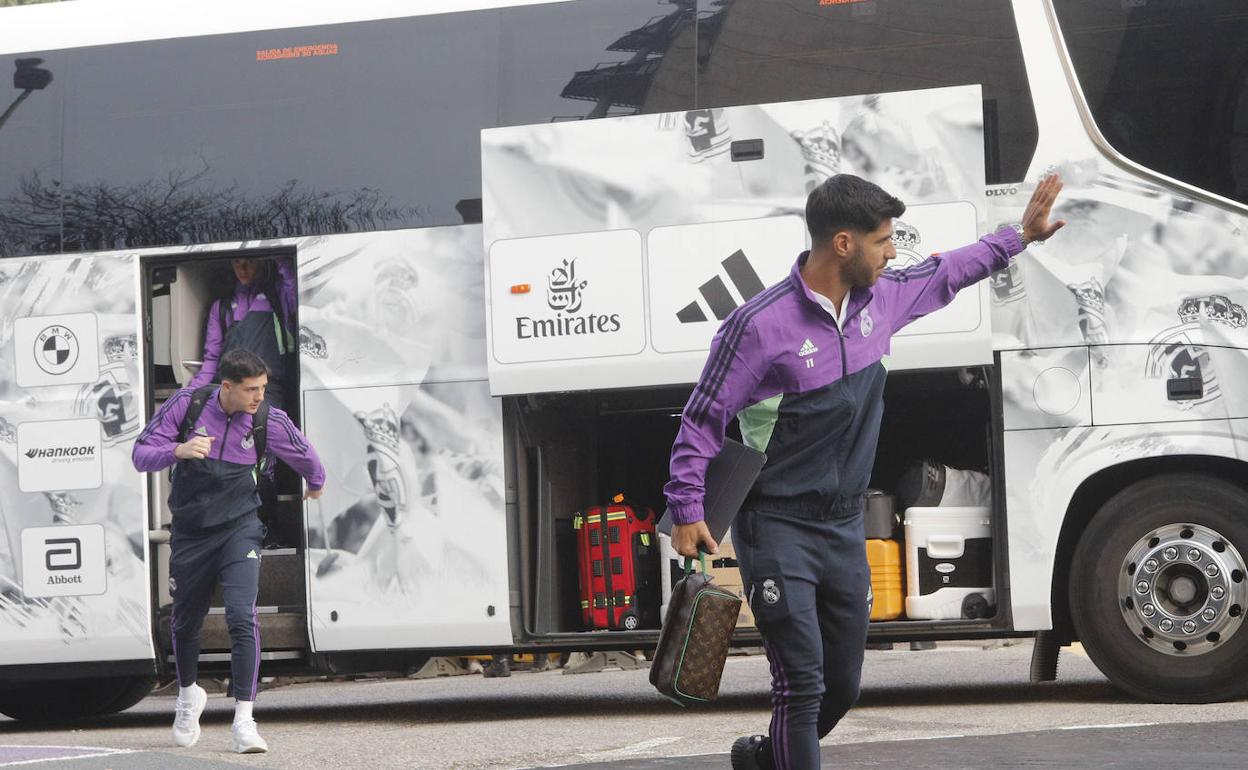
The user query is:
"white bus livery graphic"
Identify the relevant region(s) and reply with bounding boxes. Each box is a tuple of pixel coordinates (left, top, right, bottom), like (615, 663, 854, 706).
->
(0, 0, 1247, 721)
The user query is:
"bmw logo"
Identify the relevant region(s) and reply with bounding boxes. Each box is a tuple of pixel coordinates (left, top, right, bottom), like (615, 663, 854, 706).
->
(34, 326, 79, 376)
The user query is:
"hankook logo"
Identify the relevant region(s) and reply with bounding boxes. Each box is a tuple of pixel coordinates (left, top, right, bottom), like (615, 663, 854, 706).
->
(24, 445, 96, 462)
(516, 258, 623, 340)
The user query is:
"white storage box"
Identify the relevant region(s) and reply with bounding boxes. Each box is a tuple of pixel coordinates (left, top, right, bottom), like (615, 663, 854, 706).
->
(904, 506, 995, 620)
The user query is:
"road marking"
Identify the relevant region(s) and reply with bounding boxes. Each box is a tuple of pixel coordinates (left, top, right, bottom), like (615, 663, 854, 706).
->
(0, 747, 136, 767)
(1057, 722, 1158, 731)
(1066, 642, 1089, 657)
(576, 737, 683, 760)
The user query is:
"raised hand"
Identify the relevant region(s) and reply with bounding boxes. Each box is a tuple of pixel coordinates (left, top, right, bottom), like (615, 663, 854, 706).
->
(1022, 174, 1066, 245)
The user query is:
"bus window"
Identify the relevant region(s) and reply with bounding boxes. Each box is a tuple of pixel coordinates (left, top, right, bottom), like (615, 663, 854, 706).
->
(57, 12, 501, 252)
(498, 0, 696, 125)
(1053, 0, 1248, 206)
(0, 53, 62, 257)
(694, 0, 1037, 185)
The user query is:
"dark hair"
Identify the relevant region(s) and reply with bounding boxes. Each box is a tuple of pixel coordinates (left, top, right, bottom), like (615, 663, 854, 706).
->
(219, 348, 270, 384)
(805, 174, 906, 246)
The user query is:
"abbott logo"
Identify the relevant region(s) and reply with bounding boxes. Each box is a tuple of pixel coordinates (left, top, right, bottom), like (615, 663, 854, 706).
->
(677, 250, 765, 324)
(21, 525, 106, 597)
(45, 537, 82, 572)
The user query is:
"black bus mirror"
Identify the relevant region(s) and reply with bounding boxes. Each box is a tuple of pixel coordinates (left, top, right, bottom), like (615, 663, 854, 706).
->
(14, 58, 53, 91)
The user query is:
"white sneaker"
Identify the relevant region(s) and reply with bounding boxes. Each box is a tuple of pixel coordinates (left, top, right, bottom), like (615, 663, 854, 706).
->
(232, 718, 269, 754)
(171, 684, 207, 748)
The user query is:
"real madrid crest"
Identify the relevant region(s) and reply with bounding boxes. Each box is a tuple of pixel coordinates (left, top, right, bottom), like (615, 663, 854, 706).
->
(1143, 295, 1245, 410)
(762, 578, 780, 606)
(890, 220, 924, 269)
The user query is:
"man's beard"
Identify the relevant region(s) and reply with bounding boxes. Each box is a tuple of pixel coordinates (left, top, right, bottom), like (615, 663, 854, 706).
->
(840, 245, 875, 288)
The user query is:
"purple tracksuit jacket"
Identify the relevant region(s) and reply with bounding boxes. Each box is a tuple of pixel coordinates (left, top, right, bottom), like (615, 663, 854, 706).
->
(664, 227, 1023, 525)
(188, 259, 297, 389)
(132, 386, 325, 531)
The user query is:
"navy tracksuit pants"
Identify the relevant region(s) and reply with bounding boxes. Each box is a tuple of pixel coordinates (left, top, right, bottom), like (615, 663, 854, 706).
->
(733, 508, 872, 770)
(169, 512, 265, 701)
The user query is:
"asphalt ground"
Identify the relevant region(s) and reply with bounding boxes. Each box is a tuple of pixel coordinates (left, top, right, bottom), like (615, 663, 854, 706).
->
(3, 641, 1246, 768)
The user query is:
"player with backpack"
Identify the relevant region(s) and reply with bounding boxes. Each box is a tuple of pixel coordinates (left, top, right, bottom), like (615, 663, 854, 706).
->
(189, 257, 296, 410)
(132, 348, 325, 754)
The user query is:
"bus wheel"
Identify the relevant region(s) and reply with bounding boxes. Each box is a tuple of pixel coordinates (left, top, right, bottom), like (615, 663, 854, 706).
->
(0, 675, 156, 722)
(1069, 473, 1248, 703)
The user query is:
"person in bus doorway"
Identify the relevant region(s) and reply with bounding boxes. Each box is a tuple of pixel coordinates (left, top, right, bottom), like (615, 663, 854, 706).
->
(190, 256, 299, 545)
(189, 256, 296, 411)
(665, 174, 1066, 770)
(132, 348, 325, 754)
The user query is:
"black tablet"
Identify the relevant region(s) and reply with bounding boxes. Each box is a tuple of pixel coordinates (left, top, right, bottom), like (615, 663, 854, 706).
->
(657, 438, 766, 544)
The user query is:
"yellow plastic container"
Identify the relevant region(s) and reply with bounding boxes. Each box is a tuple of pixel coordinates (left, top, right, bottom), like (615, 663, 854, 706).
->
(866, 539, 905, 621)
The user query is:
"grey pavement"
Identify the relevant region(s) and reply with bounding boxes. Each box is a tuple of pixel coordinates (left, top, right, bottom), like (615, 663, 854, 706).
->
(3, 641, 1247, 768)
(565, 721, 1248, 769)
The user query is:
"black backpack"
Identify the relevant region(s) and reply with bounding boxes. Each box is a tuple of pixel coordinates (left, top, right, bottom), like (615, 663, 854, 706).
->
(176, 385, 269, 477)
(218, 282, 292, 349)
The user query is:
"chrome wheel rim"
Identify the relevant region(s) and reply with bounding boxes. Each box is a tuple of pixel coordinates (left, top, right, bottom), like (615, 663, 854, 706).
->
(1119, 523, 1247, 656)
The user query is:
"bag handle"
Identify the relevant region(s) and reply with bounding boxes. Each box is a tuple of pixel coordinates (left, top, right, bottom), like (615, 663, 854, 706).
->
(682, 551, 708, 576)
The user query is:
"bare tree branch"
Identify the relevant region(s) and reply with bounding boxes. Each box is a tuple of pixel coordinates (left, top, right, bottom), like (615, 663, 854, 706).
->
(0, 165, 421, 255)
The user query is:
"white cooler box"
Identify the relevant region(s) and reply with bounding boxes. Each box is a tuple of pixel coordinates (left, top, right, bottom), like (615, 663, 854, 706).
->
(904, 506, 995, 620)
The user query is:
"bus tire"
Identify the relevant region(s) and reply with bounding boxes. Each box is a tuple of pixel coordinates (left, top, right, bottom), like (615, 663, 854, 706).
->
(1069, 473, 1248, 703)
(0, 675, 156, 722)
(100, 674, 159, 715)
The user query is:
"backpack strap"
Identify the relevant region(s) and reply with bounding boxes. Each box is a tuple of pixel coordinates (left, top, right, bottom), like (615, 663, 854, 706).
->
(218, 296, 233, 334)
(221, 286, 293, 354)
(259, 287, 295, 355)
(251, 400, 270, 478)
(177, 386, 216, 443)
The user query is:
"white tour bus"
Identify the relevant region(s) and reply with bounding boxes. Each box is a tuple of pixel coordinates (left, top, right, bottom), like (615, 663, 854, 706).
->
(1, 0, 1247, 720)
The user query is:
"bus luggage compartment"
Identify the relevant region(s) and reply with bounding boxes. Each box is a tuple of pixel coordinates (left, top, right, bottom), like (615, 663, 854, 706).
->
(509, 365, 1004, 645)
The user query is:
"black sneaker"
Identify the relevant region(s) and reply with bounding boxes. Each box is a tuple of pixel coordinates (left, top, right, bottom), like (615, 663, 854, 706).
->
(730, 735, 773, 770)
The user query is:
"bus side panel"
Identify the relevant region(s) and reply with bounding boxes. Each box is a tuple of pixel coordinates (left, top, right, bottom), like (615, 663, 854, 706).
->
(0, 254, 153, 665)
(994, 8, 1248, 631)
(297, 227, 512, 651)
(481, 86, 993, 396)
(1002, 421, 1244, 632)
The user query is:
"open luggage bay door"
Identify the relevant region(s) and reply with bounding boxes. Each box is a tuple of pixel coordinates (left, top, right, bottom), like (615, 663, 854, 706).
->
(481, 85, 994, 396)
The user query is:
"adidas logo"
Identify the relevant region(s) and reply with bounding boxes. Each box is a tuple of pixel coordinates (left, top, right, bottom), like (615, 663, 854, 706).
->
(246, 549, 259, 560)
(195, 425, 208, 436)
(798, 339, 818, 357)
(677, 249, 765, 324)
